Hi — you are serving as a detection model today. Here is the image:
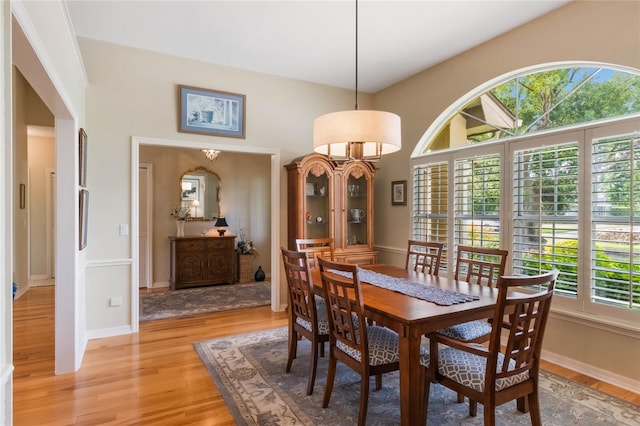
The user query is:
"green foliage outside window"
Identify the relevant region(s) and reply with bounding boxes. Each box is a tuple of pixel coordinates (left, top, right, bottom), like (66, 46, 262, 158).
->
(521, 240, 640, 309)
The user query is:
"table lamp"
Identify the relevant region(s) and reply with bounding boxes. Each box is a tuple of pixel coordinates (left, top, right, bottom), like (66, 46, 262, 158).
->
(214, 216, 229, 236)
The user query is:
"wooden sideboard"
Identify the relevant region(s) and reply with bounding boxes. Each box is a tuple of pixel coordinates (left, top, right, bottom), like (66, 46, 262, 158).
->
(169, 236, 236, 289)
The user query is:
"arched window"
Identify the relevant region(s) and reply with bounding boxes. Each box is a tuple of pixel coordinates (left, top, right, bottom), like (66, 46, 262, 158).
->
(411, 64, 640, 323)
(415, 65, 640, 154)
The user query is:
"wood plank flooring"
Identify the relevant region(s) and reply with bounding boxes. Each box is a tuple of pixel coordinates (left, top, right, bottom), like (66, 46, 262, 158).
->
(12, 286, 639, 425)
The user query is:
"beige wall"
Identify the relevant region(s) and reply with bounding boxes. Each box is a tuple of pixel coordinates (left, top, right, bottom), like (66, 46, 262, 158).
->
(139, 146, 271, 284)
(12, 68, 29, 296)
(28, 133, 55, 278)
(372, 1, 640, 386)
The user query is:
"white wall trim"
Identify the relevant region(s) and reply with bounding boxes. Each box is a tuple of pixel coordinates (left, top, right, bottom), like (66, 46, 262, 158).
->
(85, 258, 133, 268)
(86, 325, 134, 340)
(542, 349, 640, 394)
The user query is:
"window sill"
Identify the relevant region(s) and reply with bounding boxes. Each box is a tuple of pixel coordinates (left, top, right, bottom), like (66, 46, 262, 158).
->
(550, 306, 640, 339)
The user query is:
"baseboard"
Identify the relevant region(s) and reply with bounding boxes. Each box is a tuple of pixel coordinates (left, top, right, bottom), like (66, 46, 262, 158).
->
(150, 281, 170, 288)
(29, 274, 49, 280)
(542, 348, 640, 394)
(86, 325, 134, 340)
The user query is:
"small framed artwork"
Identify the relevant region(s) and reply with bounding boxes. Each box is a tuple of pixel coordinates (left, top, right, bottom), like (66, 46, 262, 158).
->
(179, 85, 246, 138)
(181, 178, 199, 200)
(79, 189, 89, 250)
(391, 180, 407, 206)
(79, 128, 87, 187)
(19, 183, 26, 209)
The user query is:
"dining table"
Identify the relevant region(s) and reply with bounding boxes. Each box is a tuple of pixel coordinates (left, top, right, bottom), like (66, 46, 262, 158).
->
(311, 263, 500, 426)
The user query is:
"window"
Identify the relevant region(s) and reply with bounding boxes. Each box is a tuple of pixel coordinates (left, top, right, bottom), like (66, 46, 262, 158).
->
(512, 142, 579, 297)
(417, 66, 640, 154)
(591, 132, 640, 310)
(454, 154, 501, 249)
(413, 162, 448, 271)
(411, 64, 640, 323)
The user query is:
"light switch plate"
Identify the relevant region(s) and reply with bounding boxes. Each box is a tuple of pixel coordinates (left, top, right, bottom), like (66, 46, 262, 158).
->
(119, 224, 129, 236)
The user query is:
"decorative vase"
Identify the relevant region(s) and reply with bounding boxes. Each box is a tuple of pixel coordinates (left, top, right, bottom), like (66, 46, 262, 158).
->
(254, 266, 266, 282)
(176, 220, 185, 237)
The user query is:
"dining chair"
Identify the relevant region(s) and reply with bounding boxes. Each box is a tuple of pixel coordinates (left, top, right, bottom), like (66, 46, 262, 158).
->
(318, 257, 408, 426)
(295, 237, 334, 269)
(437, 245, 509, 343)
(405, 240, 444, 275)
(422, 270, 559, 426)
(280, 247, 330, 395)
(434, 245, 509, 406)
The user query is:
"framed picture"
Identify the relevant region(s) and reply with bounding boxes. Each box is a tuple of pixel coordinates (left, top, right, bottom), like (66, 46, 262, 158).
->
(79, 128, 87, 187)
(179, 85, 246, 138)
(181, 178, 199, 201)
(19, 183, 26, 209)
(391, 180, 407, 206)
(79, 189, 89, 250)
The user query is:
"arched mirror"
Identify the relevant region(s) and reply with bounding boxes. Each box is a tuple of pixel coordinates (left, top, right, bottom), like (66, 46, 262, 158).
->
(179, 166, 221, 221)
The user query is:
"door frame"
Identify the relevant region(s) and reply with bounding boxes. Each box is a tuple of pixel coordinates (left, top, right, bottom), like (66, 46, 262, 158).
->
(129, 136, 283, 332)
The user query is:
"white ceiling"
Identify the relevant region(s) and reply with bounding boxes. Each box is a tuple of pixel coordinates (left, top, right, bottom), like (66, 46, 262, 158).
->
(66, 0, 571, 93)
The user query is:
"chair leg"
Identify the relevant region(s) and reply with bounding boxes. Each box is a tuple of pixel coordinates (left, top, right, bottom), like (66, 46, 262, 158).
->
(375, 373, 382, 390)
(286, 330, 297, 373)
(528, 391, 542, 426)
(469, 399, 477, 417)
(306, 340, 319, 395)
(457, 392, 464, 403)
(322, 355, 337, 408)
(517, 395, 529, 413)
(483, 401, 496, 426)
(320, 341, 325, 357)
(357, 374, 370, 426)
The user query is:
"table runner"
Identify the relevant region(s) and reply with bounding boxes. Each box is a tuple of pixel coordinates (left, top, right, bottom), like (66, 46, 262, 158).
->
(330, 268, 479, 306)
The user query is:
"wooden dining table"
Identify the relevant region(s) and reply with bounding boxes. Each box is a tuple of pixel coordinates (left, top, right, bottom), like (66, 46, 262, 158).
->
(311, 264, 500, 426)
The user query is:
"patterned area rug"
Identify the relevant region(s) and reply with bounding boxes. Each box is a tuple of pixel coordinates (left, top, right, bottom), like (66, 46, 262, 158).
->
(140, 281, 271, 321)
(195, 327, 640, 425)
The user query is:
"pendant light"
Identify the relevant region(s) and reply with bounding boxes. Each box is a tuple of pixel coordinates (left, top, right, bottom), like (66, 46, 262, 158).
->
(313, 0, 401, 161)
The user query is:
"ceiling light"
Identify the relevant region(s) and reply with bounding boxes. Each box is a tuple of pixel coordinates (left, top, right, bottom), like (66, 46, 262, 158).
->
(202, 149, 221, 161)
(313, 0, 401, 161)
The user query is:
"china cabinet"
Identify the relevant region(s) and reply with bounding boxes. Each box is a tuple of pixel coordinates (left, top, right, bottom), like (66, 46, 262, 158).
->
(285, 153, 377, 264)
(169, 235, 236, 289)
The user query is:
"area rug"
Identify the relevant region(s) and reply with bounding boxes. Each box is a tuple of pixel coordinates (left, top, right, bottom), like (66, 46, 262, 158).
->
(140, 281, 271, 321)
(194, 327, 640, 425)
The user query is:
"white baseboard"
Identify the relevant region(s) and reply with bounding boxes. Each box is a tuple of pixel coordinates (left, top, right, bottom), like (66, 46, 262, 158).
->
(29, 274, 49, 280)
(542, 349, 640, 394)
(86, 325, 134, 340)
(150, 281, 170, 288)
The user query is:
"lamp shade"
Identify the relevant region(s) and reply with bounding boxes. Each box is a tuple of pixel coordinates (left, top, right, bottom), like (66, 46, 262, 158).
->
(313, 109, 401, 160)
(214, 217, 229, 227)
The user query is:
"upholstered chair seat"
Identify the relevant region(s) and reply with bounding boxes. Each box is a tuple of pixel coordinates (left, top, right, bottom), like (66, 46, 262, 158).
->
(436, 346, 530, 392)
(335, 325, 410, 366)
(437, 320, 492, 342)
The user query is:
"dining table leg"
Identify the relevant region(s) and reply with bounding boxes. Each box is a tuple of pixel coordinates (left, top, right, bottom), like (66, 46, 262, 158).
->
(398, 325, 424, 426)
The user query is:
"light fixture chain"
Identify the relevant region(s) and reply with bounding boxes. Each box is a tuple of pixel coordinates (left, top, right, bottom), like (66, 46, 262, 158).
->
(355, 0, 359, 110)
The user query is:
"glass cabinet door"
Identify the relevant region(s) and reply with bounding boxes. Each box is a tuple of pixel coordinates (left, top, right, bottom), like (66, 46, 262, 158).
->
(305, 171, 330, 238)
(345, 173, 368, 247)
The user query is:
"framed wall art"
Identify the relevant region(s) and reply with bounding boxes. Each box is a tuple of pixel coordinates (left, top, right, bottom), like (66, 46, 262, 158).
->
(179, 85, 246, 138)
(79, 189, 89, 250)
(79, 128, 87, 187)
(391, 180, 407, 206)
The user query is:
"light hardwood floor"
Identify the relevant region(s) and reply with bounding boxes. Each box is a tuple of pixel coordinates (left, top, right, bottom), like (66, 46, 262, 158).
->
(13, 286, 639, 425)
